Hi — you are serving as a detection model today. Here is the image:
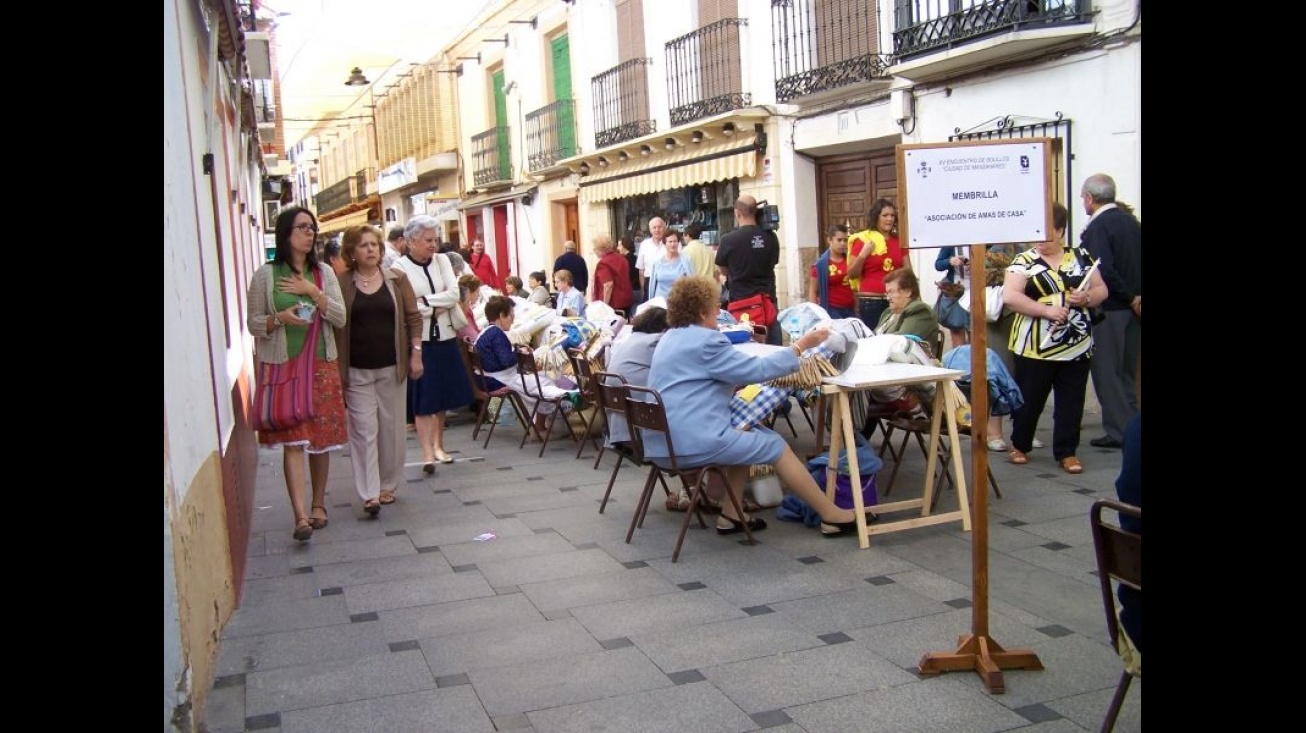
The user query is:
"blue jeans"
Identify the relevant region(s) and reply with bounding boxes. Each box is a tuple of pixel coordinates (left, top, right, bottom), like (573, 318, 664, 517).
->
(857, 296, 888, 331)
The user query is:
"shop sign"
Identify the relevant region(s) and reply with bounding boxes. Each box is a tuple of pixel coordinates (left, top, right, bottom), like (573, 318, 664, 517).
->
(377, 158, 418, 194)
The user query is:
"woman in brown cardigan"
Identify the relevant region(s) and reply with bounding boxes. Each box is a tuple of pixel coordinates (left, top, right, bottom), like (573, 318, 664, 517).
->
(334, 225, 424, 514)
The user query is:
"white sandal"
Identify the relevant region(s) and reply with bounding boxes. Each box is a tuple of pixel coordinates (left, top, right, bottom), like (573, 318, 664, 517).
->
(986, 438, 1008, 452)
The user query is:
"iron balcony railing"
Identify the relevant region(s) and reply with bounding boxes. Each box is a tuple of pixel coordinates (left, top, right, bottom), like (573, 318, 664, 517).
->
(315, 172, 365, 215)
(893, 0, 1090, 59)
(592, 58, 657, 149)
(772, 0, 892, 103)
(472, 126, 512, 187)
(666, 18, 751, 126)
(525, 99, 577, 171)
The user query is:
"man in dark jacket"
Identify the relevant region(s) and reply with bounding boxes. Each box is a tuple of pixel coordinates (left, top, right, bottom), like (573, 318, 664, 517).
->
(553, 240, 589, 297)
(1079, 173, 1141, 449)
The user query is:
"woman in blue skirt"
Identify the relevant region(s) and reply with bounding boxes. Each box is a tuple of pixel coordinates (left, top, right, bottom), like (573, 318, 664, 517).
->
(392, 215, 473, 473)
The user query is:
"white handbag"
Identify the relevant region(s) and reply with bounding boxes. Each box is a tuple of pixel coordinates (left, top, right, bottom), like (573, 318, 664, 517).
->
(962, 285, 1004, 323)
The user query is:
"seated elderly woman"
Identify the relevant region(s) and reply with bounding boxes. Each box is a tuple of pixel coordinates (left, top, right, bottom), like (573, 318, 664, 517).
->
(604, 306, 669, 447)
(875, 268, 939, 345)
(644, 276, 874, 537)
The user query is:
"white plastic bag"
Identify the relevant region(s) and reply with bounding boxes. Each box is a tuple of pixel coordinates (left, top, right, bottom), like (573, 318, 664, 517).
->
(960, 284, 1004, 323)
(777, 302, 832, 340)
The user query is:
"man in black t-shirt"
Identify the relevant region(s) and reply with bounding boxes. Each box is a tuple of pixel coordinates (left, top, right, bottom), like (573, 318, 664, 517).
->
(716, 194, 781, 344)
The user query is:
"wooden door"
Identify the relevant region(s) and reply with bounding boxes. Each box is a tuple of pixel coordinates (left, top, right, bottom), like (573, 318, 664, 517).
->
(816, 150, 898, 251)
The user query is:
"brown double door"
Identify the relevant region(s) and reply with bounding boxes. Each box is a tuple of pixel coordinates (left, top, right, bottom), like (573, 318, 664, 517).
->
(816, 150, 898, 251)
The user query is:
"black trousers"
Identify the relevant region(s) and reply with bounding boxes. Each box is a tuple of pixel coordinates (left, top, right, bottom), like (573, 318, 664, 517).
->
(1010, 355, 1090, 460)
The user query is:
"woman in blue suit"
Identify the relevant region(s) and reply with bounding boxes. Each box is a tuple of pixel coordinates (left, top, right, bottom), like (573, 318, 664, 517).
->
(645, 276, 873, 537)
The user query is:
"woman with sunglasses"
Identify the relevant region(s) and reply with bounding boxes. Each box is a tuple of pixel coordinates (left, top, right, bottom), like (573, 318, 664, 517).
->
(247, 206, 348, 542)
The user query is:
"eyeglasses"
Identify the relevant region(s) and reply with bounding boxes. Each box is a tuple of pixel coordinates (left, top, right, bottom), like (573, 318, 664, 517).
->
(293, 223, 318, 235)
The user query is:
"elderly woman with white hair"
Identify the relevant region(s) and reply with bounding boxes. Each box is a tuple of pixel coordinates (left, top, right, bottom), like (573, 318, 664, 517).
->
(392, 215, 473, 474)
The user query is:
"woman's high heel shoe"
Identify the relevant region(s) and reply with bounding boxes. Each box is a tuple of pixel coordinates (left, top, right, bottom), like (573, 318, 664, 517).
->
(820, 512, 878, 537)
(716, 516, 767, 536)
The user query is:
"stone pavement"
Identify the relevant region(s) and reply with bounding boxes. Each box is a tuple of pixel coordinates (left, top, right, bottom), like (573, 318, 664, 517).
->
(200, 398, 1140, 733)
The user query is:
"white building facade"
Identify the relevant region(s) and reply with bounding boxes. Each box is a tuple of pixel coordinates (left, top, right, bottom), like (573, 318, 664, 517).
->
(442, 0, 1139, 305)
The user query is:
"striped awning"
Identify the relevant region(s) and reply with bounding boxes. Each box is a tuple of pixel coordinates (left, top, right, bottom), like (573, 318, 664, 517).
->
(318, 209, 373, 236)
(578, 136, 760, 204)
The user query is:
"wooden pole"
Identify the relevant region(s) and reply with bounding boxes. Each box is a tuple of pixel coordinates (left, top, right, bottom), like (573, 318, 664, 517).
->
(917, 243, 1043, 693)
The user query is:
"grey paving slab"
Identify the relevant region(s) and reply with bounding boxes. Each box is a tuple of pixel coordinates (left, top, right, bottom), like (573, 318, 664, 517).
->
(308, 551, 453, 590)
(527, 680, 755, 733)
(343, 570, 496, 614)
(418, 617, 603, 677)
(239, 573, 323, 607)
(785, 674, 1029, 733)
(199, 679, 245, 733)
(568, 586, 748, 640)
(517, 566, 680, 616)
(278, 687, 495, 733)
(945, 634, 1131, 711)
(437, 530, 578, 567)
(702, 640, 918, 714)
(404, 516, 538, 548)
(1014, 512, 1097, 547)
(1006, 544, 1098, 587)
(880, 568, 972, 604)
(982, 491, 1098, 525)
(1044, 682, 1141, 733)
(468, 645, 673, 717)
(768, 583, 950, 636)
(245, 649, 435, 717)
(284, 535, 417, 569)
(221, 595, 352, 639)
(844, 607, 1047, 671)
(244, 553, 293, 581)
(216, 619, 390, 676)
(377, 591, 544, 642)
(631, 612, 826, 674)
(478, 487, 609, 515)
(474, 547, 627, 587)
(648, 544, 868, 608)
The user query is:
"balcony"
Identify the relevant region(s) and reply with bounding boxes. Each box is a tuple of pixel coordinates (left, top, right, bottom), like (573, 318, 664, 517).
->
(525, 99, 577, 171)
(472, 126, 512, 187)
(892, 0, 1092, 79)
(666, 18, 751, 126)
(772, 0, 892, 104)
(592, 58, 657, 149)
(314, 172, 367, 215)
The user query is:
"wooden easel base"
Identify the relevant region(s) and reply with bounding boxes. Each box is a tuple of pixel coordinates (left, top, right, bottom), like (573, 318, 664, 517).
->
(918, 634, 1044, 694)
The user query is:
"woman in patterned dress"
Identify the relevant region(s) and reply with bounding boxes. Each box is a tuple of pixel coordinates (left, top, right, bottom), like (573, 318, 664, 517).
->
(1002, 203, 1109, 474)
(247, 206, 348, 541)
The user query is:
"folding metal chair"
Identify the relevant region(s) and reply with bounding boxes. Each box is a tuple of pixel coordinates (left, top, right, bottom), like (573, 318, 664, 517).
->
(623, 385, 755, 563)
(1090, 499, 1142, 733)
(514, 345, 580, 457)
(566, 347, 603, 460)
(463, 338, 530, 448)
(591, 371, 670, 515)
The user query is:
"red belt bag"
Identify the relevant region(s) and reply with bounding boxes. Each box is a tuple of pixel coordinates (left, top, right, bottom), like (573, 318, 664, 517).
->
(727, 293, 778, 327)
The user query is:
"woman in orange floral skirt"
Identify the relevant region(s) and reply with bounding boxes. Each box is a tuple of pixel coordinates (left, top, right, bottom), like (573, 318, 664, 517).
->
(247, 206, 349, 541)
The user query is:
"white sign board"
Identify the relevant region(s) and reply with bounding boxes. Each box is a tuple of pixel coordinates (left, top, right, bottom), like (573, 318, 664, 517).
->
(901, 141, 1049, 247)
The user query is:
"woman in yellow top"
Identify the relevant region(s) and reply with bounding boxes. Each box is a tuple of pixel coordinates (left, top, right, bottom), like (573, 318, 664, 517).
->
(846, 198, 907, 330)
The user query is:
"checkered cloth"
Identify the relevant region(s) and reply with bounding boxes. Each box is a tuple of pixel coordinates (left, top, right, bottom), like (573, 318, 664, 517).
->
(728, 343, 836, 430)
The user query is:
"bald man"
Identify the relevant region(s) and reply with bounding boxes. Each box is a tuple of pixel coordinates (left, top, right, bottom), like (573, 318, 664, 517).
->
(553, 239, 589, 296)
(635, 217, 668, 301)
(716, 195, 781, 344)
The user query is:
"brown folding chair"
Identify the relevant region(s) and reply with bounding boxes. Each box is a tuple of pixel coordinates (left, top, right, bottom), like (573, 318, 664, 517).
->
(514, 345, 580, 457)
(463, 338, 530, 448)
(566, 347, 604, 460)
(591, 371, 670, 514)
(623, 385, 755, 563)
(1090, 499, 1142, 733)
(879, 414, 1002, 506)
